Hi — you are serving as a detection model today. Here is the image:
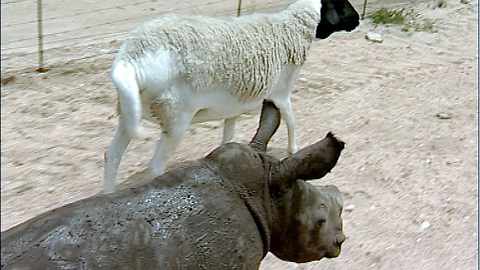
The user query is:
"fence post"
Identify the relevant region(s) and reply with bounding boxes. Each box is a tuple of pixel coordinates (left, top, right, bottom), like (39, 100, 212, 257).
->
(237, 0, 242, 17)
(37, 0, 45, 72)
(361, 0, 368, 20)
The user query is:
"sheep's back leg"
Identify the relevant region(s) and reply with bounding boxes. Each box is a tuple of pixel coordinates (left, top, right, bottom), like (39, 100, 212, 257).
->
(275, 99, 298, 154)
(222, 117, 236, 144)
(270, 65, 302, 154)
(147, 102, 195, 178)
(104, 119, 134, 193)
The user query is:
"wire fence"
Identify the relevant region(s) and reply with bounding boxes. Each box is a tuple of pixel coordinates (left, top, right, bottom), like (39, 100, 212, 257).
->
(1, 0, 418, 73)
(1, 0, 293, 72)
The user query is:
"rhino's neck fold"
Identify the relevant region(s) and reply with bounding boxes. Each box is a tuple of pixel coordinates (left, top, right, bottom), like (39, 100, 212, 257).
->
(202, 157, 273, 257)
(243, 198, 270, 256)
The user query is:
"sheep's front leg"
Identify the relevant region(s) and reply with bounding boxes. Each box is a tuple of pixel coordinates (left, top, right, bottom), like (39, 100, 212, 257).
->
(222, 117, 236, 144)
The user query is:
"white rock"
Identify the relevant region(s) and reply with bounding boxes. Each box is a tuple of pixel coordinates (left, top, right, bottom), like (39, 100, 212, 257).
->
(423, 159, 433, 165)
(420, 221, 431, 231)
(345, 204, 355, 212)
(436, 112, 452, 119)
(366, 32, 383, 43)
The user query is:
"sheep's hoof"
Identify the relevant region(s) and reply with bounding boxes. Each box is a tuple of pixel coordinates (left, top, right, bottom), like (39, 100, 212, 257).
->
(103, 187, 115, 194)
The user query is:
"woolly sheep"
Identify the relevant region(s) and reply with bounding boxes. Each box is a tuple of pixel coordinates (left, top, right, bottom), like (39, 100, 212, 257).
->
(104, 0, 359, 193)
(1, 101, 346, 269)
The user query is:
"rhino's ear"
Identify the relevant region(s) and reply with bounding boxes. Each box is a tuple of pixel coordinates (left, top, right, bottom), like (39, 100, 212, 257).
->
(270, 132, 344, 188)
(249, 100, 281, 152)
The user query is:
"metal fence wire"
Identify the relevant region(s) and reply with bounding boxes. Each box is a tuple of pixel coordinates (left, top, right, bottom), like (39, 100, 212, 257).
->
(1, 0, 414, 72)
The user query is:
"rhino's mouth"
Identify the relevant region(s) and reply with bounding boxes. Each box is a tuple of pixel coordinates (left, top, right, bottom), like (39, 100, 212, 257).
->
(325, 245, 342, 258)
(325, 237, 344, 258)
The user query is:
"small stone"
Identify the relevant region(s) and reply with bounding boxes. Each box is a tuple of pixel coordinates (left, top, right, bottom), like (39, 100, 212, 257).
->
(1, 75, 15, 86)
(420, 221, 431, 231)
(345, 204, 355, 212)
(366, 32, 383, 43)
(446, 159, 460, 165)
(423, 159, 433, 165)
(436, 112, 452, 119)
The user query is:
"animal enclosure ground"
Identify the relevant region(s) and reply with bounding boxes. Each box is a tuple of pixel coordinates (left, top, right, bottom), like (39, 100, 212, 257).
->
(1, 0, 478, 269)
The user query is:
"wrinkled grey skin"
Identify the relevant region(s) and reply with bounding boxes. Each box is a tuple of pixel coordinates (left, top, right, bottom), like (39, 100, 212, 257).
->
(1, 101, 345, 270)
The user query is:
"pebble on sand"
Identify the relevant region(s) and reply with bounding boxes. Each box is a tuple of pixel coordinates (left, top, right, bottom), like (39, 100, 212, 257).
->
(366, 32, 383, 43)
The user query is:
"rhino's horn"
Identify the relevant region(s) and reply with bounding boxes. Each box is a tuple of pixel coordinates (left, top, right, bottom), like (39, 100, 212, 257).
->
(249, 100, 281, 152)
(271, 132, 344, 187)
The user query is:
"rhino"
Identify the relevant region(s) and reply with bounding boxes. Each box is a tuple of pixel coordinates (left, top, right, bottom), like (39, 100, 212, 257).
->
(1, 100, 345, 269)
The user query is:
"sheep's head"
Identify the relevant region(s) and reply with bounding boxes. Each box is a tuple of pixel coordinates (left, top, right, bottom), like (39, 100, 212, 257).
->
(316, 0, 360, 39)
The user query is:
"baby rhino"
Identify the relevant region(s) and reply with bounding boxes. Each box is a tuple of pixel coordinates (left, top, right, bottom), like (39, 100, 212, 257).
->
(1, 101, 345, 269)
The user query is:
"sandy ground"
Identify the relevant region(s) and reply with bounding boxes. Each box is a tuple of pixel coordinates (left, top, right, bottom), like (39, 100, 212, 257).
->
(1, 0, 478, 269)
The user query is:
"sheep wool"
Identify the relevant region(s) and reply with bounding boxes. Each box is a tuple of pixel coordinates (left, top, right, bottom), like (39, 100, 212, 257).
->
(118, 0, 319, 100)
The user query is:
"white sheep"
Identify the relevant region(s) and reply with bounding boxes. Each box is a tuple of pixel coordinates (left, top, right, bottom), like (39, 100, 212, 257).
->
(104, 0, 359, 193)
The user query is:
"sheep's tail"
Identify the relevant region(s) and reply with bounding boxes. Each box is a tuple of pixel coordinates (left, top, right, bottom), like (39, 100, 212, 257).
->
(111, 61, 142, 138)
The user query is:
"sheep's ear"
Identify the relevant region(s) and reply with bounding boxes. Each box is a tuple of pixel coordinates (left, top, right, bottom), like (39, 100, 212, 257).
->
(249, 100, 281, 152)
(270, 132, 344, 188)
(324, 5, 340, 25)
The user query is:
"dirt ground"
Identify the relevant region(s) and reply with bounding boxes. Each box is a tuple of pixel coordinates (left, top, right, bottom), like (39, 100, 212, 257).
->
(1, 0, 478, 269)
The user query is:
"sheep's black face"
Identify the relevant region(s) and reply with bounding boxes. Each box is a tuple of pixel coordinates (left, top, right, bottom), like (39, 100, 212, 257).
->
(316, 0, 360, 39)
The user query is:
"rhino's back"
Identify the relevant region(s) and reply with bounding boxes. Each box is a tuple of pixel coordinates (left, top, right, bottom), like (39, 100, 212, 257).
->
(1, 165, 264, 269)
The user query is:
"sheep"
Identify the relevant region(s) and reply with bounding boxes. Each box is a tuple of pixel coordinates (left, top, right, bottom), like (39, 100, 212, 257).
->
(1, 101, 345, 269)
(104, 0, 359, 193)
